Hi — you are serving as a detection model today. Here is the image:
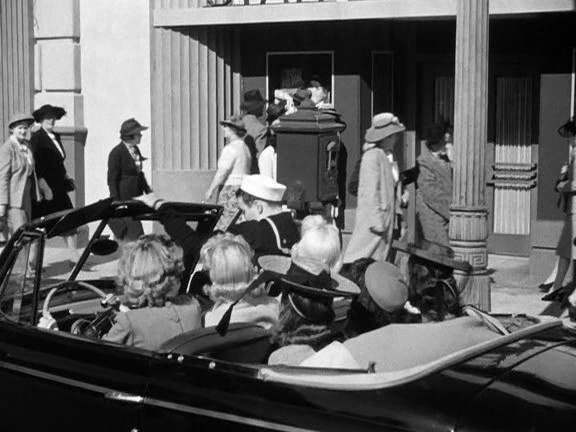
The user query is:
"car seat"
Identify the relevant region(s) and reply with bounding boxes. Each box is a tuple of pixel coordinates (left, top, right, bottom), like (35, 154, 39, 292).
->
(159, 323, 272, 363)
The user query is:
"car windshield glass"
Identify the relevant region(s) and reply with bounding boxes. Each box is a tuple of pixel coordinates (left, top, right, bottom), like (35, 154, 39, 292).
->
(0, 235, 42, 324)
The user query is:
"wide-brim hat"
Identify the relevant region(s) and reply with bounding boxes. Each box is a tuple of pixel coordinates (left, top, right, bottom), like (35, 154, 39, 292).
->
(365, 112, 406, 143)
(240, 174, 286, 202)
(393, 240, 472, 273)
(8, 112, 35, 129)
(558, 119, 576, 138)
(364, 261, 409, 313)
(119, 118, 148, 137)
(32, 104, 66, 122)
(258, 255, 360, 297)
(219, 115, 246, 133)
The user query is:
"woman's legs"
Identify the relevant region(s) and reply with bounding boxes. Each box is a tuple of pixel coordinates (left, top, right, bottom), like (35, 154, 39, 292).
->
(63, 234, 80, 265)
(552, 256, 572, 292)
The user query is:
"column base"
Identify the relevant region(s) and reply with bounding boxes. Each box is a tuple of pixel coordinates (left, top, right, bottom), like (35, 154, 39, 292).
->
(457, 272, 491, 311)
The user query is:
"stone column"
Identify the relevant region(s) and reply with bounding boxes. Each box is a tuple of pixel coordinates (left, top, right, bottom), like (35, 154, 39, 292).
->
(450, 0, 491, 309)
(34, 0, 87, 245)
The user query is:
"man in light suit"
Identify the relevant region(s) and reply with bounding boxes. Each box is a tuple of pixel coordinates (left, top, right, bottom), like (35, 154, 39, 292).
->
(107, 118, 152, 241)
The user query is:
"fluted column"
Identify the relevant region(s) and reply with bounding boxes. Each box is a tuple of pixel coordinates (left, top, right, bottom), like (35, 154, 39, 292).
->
(151, 0, 242, 202)
(0, 0, 34, 134)
(450, 0, 491, 309)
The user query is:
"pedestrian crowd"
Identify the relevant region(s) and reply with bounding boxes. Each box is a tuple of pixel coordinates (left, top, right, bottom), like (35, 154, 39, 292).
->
(6, 87, 575, 365)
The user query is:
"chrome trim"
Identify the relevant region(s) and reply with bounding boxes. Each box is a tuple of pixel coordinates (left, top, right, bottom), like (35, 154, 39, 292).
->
(105, 391, 144, 404)
(0, 361, 123, 396)
(0, 361, 314, 431)
(141, 397, 315, 432)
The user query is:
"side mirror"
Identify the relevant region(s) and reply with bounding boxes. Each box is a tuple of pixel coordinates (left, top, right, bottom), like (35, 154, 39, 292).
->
(90, 238, 119, 256)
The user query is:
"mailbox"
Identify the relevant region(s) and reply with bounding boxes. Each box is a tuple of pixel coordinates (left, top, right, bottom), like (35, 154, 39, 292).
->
(273, 105, 346, 216)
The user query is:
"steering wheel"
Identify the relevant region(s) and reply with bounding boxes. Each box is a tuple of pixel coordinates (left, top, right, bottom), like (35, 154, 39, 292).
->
(40, 281, 107, 329)
(463, 304, 510, 336)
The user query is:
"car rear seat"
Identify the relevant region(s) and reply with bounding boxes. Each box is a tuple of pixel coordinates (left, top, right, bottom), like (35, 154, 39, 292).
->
(159, 323, 272, 363)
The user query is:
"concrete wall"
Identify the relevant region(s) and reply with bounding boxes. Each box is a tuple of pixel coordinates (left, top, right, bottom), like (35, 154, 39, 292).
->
(80, 0, 152, 207)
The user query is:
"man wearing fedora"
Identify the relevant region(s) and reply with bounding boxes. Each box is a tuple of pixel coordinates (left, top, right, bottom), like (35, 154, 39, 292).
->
(229, 174, 300, 259)
(241, 89, 267, 173)
(107, 118, 152, 241)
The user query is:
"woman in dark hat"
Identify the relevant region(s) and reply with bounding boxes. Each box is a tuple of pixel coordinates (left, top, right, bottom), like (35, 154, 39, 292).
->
(107, 118, 152, 241)
(205, 116, 252, 231)
(395, 240, 471, 323)
(30, 104, 78, 263)
(0, 113, 43, 235)
(260, 221, 359, 366)
(415, 123, 453, 246)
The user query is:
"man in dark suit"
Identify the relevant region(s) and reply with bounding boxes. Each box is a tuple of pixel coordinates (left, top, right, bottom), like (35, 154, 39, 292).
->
(107, 118, 152, 241)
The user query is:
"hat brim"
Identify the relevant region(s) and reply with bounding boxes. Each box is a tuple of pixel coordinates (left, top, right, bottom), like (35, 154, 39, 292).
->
(393, 240, 472, 273)
(219, 120, 246, 133)
(8, 116, 35, 129)
(258, 255, 360, 296)
(365, 123, 406, 143)
(32, 105, 67, 122)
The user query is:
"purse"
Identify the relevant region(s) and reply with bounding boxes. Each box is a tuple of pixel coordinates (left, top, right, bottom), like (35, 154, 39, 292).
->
(64, 177, 76, 192)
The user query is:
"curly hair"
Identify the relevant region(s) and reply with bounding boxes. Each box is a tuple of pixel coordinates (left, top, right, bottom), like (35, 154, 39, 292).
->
(408, 256, 461, 322)
(118, 234, 184, 308)
(270, 293, 334, 349)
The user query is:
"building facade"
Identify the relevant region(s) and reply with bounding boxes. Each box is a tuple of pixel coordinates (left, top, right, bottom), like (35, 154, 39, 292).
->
(2, 0, 576, 294)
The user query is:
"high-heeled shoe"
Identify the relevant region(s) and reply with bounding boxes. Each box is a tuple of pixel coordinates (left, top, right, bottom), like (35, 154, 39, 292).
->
(538, 282, 553, 292)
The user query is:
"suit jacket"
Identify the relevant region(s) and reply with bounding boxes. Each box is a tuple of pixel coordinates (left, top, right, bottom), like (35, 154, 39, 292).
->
(0, 137, 38, 208)
(102, 296, 202, 351)
(107, 142, 151, 200)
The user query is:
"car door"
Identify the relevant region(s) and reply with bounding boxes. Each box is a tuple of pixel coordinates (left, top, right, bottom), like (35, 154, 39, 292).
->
(0, 232, 150, 431)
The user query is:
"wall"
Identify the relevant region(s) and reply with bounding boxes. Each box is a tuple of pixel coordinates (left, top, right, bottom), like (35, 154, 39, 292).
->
(80, 0, 152, 208)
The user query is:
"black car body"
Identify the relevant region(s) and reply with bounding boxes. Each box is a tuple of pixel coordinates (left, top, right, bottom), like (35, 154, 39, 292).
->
(0, 200, 575, 431)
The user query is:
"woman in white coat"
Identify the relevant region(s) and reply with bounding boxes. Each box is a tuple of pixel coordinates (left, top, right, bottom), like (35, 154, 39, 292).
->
(343, 113, 405, 264)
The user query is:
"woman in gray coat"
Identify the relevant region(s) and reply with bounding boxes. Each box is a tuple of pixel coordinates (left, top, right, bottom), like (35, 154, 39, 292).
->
(0, 113, 47, 234)
(415, 124, 453, 246)
(343, 113, 406, 264)
(103, 234, 201, 351)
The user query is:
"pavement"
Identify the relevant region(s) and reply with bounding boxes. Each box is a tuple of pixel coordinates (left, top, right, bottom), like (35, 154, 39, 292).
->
(34, 238, 557, 316)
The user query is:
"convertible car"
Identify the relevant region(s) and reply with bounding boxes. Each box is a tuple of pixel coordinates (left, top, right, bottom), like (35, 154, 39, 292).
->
(0, 199, 575, 431)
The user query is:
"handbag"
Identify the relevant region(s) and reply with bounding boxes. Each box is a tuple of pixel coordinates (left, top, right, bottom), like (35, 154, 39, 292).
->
(63, 177, 76, 192)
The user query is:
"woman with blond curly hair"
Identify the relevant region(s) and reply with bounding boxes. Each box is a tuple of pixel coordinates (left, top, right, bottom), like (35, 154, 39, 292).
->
(203, 236, 279, 329)
(103, 234, 202, 351)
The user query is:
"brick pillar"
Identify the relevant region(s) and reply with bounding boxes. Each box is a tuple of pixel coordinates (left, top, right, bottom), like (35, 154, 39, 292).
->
(450, 0, 491, 310)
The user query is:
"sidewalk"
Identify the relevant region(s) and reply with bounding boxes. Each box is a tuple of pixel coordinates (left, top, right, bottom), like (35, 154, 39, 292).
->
(489, 254, 548, 316)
